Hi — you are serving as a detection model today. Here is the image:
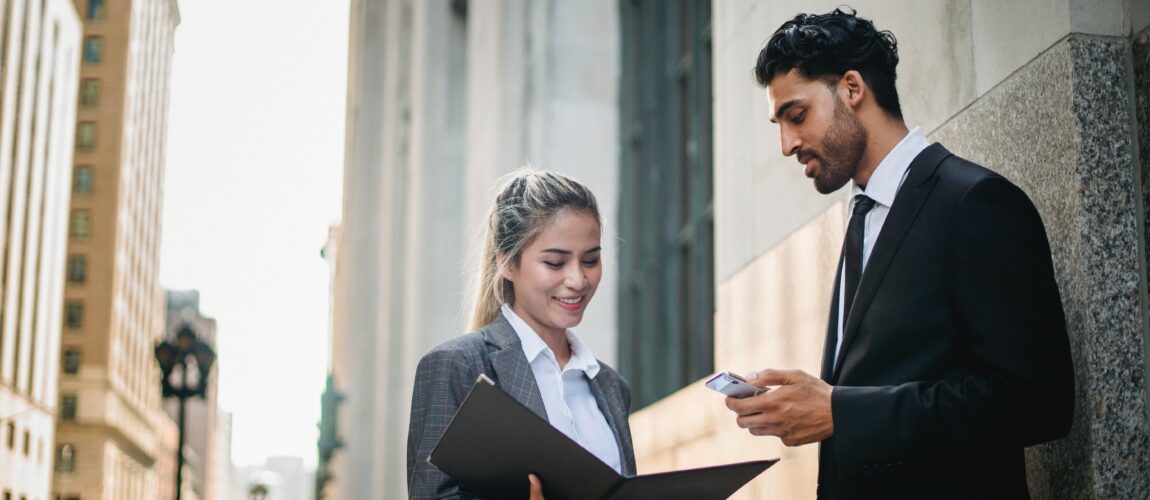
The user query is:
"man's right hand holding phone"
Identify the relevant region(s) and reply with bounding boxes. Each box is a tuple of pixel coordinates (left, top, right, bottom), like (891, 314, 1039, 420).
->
(720, 368, 836, 447)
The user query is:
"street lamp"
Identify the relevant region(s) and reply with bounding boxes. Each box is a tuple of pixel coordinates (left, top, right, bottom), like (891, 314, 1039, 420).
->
(249, 483, 269, 500)
(154, 324, 215, 500)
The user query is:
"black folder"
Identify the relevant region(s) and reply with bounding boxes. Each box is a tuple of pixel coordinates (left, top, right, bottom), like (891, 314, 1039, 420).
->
(428, 374, 777, 499)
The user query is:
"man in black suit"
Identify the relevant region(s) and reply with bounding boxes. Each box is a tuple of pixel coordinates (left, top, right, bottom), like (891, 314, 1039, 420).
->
(723, 8, 1074, 499)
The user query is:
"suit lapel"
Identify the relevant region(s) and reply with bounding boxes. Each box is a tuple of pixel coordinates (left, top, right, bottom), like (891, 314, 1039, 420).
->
(483, 315, 548, 420)
(589, 374, 635, 476)
(822, 251, 845, 382)
(832, 144, 952, 381)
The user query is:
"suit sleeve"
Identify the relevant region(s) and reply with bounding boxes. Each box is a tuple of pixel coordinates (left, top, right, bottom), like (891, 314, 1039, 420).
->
(407, 347, 482, 499)
(830, 175, 1074, 471)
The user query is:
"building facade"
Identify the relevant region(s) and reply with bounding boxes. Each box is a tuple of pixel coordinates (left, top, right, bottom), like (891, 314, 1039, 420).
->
(52, 0, 182, 498)
(0, 0, 83, 497)
(164, 289, 220, 500)
(331, 0, 1150, 498)
(332, 0, 619, 497)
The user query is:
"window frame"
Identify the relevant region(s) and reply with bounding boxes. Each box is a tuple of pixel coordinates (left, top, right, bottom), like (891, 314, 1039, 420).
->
(64, 300, 85, 330)
(617, 0, 715, 409)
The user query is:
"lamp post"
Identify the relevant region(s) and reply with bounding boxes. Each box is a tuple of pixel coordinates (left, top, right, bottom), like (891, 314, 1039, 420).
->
(154, 324, 215, 500)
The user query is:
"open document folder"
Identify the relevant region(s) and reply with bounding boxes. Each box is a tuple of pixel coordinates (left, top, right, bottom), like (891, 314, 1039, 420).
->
(428, 374, 777, 500)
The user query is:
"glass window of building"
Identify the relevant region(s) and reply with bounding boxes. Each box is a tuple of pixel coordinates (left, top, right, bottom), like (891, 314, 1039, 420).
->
(74, 165, 94, 193)
(76, 122, 96, 151)
(62, 347, 81, 374)
(617, 0, 715, 409)
(79, 79, 100, 106)
(67, 255, 87, 283)
(86, 0, 105, 19)
(55, 444, 76, 472)
(82, 36, 102, 63)
(60, 394, 78, 421)
(5, 422, 13, 448)
(69, 210, 91, 240)
(64, 301, 84, 330)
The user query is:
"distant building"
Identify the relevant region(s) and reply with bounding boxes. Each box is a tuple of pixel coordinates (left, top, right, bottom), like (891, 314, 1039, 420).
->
(215, 410, 234, 500)
(165, 289, 221, 500)
(233, 457, 312, 500)
(52, 0, 182, 497)
(0, 0, 83, 498)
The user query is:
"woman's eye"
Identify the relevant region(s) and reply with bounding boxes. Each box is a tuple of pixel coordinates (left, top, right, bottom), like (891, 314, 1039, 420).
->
(582, 258, 600, 266)
(543, 261, 563, 269)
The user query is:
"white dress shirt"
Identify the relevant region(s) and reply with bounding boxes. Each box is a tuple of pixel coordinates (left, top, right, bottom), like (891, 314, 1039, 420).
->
(501, 304, 622, 473)
(833, 128, 931, 367)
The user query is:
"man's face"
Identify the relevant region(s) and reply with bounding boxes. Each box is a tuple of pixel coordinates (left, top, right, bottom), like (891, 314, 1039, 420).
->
(768, 70, 868, 194)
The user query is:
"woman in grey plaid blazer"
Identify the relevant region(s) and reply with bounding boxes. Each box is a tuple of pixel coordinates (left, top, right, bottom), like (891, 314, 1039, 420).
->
(407, 170, 636, 499)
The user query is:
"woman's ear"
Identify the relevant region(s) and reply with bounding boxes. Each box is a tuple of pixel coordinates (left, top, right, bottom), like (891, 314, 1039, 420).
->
(498, 253, 516, 282)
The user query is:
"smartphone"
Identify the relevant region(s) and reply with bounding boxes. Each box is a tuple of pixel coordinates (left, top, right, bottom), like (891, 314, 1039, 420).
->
(705, 371, 766, 398)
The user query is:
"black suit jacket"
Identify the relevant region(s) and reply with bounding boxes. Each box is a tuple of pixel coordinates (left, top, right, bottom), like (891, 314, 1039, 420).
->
(816, 144, 1074, 499)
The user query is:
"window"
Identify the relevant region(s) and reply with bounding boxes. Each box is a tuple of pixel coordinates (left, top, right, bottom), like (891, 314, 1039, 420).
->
(64, 301, 84, 330)
(76, 122, 96, 151)
(22, 430, 29, 456)
(86, 0, 105, 19)
(74, 165, 94, 193)
(62, 348, 81, 374)
(5, 422, 13, 448)
(55, 444, 75, 472)
(60, 394, 77, 421)
(82, 36, 102, 63)
(67, 255, 87, 283)
(617, 0, 714, 408)
(79, 79, 99, 106)
(69, 211, 91, 240)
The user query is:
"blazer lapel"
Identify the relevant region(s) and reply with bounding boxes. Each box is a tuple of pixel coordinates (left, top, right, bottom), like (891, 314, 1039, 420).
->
(483, 315, 548, 420)
(822, 251, 845, 382)
(832, 143, 952, 381)
(589, 374, 636, 476)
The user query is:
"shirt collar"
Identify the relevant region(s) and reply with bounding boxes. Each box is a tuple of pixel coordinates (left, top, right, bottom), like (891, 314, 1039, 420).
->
(500, 304, 601, 378)
(851, 127, 930, 207)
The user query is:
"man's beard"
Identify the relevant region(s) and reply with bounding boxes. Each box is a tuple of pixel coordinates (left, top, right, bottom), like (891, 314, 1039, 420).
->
(807, 98, 868, 194)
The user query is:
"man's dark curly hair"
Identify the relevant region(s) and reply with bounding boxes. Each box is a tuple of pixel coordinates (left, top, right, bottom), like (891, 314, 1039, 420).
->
(755, 7, 902, 119)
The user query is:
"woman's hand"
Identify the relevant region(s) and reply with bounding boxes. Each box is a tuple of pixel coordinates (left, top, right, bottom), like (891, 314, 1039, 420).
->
(528, 474, 545, 500)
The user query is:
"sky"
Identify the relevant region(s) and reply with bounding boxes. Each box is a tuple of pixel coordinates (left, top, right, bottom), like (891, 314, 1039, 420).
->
(159, 0, 350, 468)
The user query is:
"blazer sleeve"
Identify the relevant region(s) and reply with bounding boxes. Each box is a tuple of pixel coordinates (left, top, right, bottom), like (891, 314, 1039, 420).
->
(407, 345, 483, 499)
(830, 175, 1074, 471)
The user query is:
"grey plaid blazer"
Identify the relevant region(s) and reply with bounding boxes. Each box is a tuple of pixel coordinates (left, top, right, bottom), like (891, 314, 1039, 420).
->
(406, 313, 637, 499)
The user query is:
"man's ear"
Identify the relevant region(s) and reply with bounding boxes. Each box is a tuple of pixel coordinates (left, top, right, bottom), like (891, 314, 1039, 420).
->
(840, 70, 866, 108)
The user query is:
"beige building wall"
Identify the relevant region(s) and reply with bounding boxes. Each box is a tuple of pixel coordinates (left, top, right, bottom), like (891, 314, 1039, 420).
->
(333, 0, 618, 498)
(633, 1, 1150, 499)
(53, 0, 181, 498)
(0, 0, 82, 497)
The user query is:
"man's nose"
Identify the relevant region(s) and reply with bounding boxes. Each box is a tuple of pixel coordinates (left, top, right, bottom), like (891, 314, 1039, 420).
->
(780, 126, 800, 157)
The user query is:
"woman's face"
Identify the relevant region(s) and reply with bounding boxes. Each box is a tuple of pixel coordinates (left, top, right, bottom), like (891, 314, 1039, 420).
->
(504, 209, 602, 340)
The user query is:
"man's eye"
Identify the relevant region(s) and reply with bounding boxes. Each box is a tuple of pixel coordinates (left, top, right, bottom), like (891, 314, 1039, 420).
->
(791, 112, 805, 124)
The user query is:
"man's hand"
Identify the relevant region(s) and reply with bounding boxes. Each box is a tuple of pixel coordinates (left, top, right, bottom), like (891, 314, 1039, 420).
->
(528, 473, 545, 500)
(724, 368, 834, 446)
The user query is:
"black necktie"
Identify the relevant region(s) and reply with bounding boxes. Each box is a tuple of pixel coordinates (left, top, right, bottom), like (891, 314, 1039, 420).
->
(843, 195, 877, 330)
